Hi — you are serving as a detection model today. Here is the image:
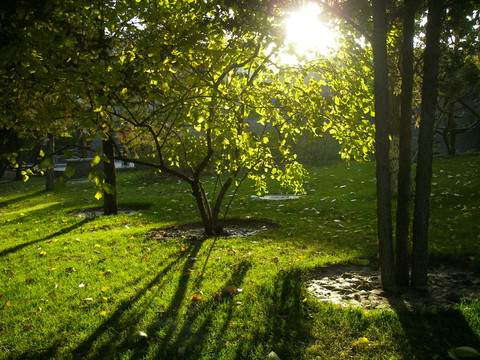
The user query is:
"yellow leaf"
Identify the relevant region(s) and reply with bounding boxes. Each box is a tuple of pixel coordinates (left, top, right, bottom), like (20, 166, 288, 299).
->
(353, 337, 371, 348)
(39, 149, 45, 157)
(94, 244, 101, 248)
(129, 236, 135, 240)
(6, 301, 11, 307)
(99, 310, 107, 316)
(48, 267, 57, 272)
(101, 286, 110, 292)
(190, 291, 203, 301)
(40, 251, 47, 256)
(102, 297, 108, 301)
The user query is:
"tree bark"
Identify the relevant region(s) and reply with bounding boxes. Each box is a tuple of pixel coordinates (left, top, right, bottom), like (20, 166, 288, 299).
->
(389, 93, 400, 198)
(395, 0, 418, 288)
(46, 134, 55, 191)
(103, 137, 118, 215)
(372, 0, 396, 292)
(411, 0, 444, 291)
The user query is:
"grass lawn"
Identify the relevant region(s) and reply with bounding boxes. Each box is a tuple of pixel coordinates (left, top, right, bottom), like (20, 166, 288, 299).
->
(1, 153, 479, 360)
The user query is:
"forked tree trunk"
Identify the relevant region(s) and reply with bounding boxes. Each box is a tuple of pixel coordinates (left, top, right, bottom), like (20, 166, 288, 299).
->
(395, 0, 418, 288)
(372, 0, 397, 292)
(411, 0, 444, 291)
(103, 137, 118, 215)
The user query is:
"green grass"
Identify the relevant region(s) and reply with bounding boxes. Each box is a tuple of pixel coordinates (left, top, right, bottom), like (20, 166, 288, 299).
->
(1, 154, 479, 360)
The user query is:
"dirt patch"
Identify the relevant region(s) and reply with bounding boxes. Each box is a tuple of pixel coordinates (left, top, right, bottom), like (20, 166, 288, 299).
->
(307, 262, 480, 310)
(69, 204, 150, 218)
(146, 218, 280, 242)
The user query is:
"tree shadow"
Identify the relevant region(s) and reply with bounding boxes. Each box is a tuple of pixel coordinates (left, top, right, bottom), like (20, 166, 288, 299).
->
(70, 239, 203, 360)
(388, 298, 480, 359)
(234, 268, 313, 359)
(163, 260, 253, 359)
(0, 189, 45, 208)
(0, 217, 95, 257)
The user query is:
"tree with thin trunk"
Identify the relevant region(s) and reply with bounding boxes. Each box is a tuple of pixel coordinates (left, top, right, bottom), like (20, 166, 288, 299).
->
(411, 0, 445, 291)
(395, 0, 419, 288)
(371, 0, 397, 292)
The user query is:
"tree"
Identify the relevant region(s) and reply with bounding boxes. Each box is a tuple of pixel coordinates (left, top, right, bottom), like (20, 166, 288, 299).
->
(395, 0, 419, 288)
(411, 0, 445, 291)
(371, 0, 396, 291)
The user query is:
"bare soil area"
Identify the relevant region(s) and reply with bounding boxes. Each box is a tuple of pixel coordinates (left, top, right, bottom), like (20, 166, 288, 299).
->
(69, 204, 150, 218)
(146, 218, 280, 242)
(307, 262, 480, 310)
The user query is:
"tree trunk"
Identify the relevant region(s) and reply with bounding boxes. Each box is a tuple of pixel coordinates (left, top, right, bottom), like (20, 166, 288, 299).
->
(103, 137, 118, 215)
(446, 103, 457, 156)
(46, 134, 55, 191)
(395, 0, 418, 288)
(411, 0, 444, 291)
(389, 93, 401, 198)
(372, 0, 396, 292)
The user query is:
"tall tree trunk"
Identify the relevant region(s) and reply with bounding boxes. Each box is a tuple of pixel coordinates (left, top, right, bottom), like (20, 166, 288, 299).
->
(395, 0, 418, 288)
(46, 134, 55, 191)
(411, 0, 444, 291)
(446, 103, 457, 156)
(103, 136, 118, 215)
(389, 93, 401, 198)
(372, 0, 396, 292)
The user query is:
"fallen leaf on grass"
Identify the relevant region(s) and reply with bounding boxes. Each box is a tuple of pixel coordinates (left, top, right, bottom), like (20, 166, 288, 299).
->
(25, 278, 35, 283)
(23, 325, 34, 331)
(99, 310, 107, 316)
(190, 291, 203, 301)
(448, 346, 480, 359)
(39, 251, 47, 256)
(221, 285, 243, 295)
(139, 331, 148, 338)
(266, 351, 281, 360)
(83, 298, 93, 302)
(352, 337, 371, 349)
(78, 283, 85, 288)
(271, 257, 279, 263)
(48, 267, 57, 272)
(101, 286, 110, 292)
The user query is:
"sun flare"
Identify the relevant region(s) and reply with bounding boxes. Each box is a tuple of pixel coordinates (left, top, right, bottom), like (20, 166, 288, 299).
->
(283, 3, 337, 62)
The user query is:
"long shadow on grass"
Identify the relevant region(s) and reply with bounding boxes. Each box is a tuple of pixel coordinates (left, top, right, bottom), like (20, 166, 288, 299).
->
(0, 217, 94, 257)
(234, 268, 313, 359)
(393, 303, 480, 359)
(71, 240, 203, 360)
(0, 189, 45, 208)
(155, 260, 252, 359)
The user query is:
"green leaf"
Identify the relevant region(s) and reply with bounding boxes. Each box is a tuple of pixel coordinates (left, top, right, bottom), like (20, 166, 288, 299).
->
(64, 165, 76, 179)
(39, 157, 53, 170)
(64, 150, 74, 159)
(103, 183, 116, 195)
(91, 155, 101, 167)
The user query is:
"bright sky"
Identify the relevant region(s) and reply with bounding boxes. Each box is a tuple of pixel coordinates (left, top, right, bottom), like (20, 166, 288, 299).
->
(282, 2, 338, 63)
